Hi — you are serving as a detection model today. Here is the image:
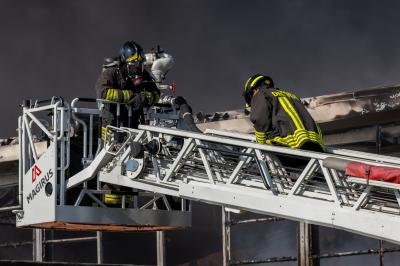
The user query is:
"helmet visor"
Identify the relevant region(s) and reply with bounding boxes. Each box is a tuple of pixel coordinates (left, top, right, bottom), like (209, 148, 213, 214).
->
(126, 61, 143, 78)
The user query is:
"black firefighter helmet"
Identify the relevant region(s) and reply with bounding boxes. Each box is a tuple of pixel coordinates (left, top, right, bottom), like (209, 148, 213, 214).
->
(243, 74, 274, 107)
(119, 41, 145, 78)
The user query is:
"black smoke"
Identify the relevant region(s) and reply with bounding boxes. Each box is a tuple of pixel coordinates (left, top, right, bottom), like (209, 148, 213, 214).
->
(1, 1, 400, 137)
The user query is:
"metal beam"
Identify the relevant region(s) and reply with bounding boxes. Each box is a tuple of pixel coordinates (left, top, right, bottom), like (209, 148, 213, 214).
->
(97, 231, 103, 264)
(222, 207, 231, 266)
(32, 229, 43, 262)
(157, 231, 165, 266)
(298, 222, 310, 266)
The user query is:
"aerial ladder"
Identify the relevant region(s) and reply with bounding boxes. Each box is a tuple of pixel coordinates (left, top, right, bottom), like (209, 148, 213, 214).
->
(14, 95, 400, 246)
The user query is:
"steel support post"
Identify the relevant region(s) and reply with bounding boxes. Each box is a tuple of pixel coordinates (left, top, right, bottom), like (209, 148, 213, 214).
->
(222, 207, 231, 266)
(157, 231, 166, 266)
(32, 229, 43, 262)
(298, 222, 310, 266)
(379, 240, 384, 266)
(96, 231, 103, 264)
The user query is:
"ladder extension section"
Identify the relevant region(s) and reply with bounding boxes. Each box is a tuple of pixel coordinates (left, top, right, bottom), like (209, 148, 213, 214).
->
(95, 125, 400, 244)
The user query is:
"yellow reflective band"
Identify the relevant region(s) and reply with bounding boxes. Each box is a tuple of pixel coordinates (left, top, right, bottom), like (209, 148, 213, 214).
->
(107, 89, 113, 101)
(122, 90, 128, 102)
(105, 194, 122, 199)
(269, 129, 324, 149)
(250, 75, 265, 88)
(283, 97, 305, 129)
(126, 53, 142, 62)
(101, 127, 113, 141)
(254, 129, 266, 144)
(281, 129, 318, 141)
(283, 131, 321, 144)
(244, 77, 253, 93)
(104, 199, 121, 204)
(278, 97, 302, 130)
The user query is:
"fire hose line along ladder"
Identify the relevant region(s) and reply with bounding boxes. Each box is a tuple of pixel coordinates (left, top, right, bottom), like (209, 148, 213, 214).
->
(15, 98, 400, 244)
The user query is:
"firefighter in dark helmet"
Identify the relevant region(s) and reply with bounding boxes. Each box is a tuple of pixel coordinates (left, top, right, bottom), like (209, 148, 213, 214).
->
(95, 41, 160, 206)
(95, 41, 160, 139)
(243, 74, 324, 152)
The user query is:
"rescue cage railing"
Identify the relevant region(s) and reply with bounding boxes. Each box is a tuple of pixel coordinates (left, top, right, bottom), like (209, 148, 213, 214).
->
(68, 97, 185, 211)
(94, 124, 400, 243)
(17, 97, 188, 215)
(18, 97, 71, 209)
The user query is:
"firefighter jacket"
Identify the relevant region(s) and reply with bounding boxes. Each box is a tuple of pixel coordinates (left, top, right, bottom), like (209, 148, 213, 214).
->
(95, 66, 160, 106)
(249, 88, 324, 150)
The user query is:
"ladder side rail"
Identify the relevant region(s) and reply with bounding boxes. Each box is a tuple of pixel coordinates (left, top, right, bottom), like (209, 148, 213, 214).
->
(142, 125, 400, 168)
(133, 127, 337, 202)
(140, 125, 327, 160)
(207, 128, 400, 168)
(95, 126, 400, 243)
(135, 126, 400, 210)
(326, 146, 400, 165)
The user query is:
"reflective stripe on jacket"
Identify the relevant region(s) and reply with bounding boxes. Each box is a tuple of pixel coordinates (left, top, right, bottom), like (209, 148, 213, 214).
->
(250, 88, 324, 149)
(94, 66, 160, 104)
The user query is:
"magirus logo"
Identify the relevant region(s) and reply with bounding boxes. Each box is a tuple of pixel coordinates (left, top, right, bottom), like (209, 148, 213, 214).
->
(27, 167, 54, 204)
(32, 165, 42, 183)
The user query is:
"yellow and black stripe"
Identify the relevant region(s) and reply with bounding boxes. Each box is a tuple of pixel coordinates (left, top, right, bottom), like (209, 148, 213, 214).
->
(103, 194, 122, 205)
(255, 130, 266, 144)
(270, 129, 323, 149)
(102, 88, 133, 103)
(252, 88, 324, 149)
(273, 96, 323, 149)
(126, 53, 143, 62)
(103, 194, 132, 205)
(101, 127, 113, 141)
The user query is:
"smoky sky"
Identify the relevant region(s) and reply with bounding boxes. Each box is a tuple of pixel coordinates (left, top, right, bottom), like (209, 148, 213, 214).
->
(1, 0, 400, 137)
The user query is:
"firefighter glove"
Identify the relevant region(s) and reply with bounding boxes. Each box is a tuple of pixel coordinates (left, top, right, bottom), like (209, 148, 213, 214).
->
(127, 93, 145, 110)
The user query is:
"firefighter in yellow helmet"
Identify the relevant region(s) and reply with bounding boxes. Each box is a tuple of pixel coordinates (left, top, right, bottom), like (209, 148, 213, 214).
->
(243, 74, 324, 152)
